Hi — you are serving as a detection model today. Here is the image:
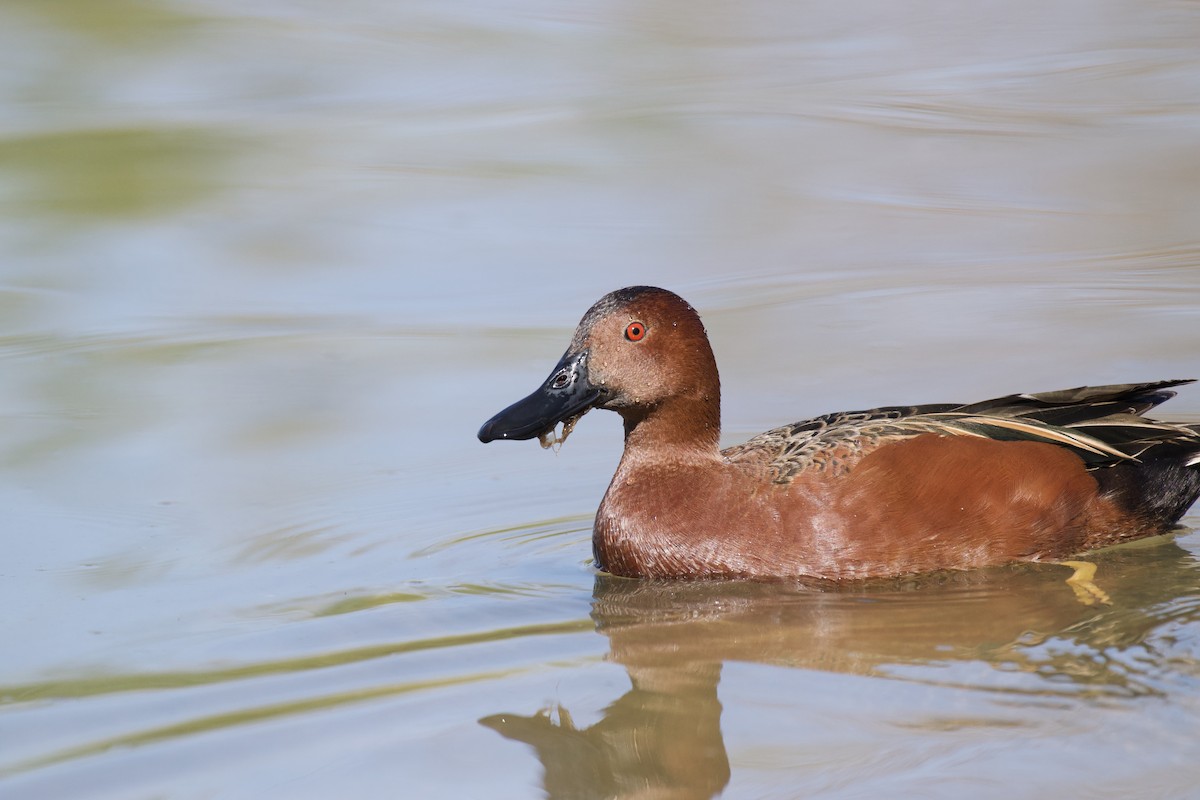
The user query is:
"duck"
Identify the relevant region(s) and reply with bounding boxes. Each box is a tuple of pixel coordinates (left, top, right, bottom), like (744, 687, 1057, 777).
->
(478, 286, 1200, 581)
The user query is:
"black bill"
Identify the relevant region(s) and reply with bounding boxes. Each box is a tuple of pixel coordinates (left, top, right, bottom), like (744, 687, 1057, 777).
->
(478, 350, 601, 443)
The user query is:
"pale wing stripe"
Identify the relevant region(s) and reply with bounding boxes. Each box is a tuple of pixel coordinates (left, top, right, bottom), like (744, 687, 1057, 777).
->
(932, 415, 1132, 459)
(1070, 419, 1197, 434)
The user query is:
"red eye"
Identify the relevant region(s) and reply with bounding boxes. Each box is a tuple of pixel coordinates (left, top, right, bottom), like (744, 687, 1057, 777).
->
(625, 321, 646, 341)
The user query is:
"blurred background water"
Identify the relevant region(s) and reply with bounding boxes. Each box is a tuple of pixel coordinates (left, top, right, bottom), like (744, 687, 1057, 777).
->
(2, 1, 1200, 797)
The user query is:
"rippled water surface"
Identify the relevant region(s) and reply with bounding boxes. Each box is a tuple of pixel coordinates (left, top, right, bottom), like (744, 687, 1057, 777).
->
(3, 1, 1200, 798)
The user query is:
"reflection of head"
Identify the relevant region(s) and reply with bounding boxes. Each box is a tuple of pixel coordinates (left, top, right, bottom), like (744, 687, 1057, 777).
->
(482, 658, 729, 800)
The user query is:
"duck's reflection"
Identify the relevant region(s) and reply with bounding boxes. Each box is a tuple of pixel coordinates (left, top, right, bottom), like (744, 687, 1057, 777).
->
(482, 536, 1200, 800)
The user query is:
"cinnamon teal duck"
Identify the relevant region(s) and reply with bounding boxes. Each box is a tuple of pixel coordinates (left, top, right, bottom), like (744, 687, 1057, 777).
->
(478, 286, 1200, 581)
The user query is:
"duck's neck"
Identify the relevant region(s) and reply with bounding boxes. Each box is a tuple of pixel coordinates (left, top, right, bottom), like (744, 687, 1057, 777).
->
(620, 393, 722, 461)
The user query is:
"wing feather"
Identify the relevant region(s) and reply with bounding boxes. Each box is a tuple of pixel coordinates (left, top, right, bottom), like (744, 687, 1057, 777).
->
(723, 380, 1199, 484)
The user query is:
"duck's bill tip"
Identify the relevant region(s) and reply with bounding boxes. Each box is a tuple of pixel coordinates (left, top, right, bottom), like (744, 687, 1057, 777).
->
(477, 414, 542, 443)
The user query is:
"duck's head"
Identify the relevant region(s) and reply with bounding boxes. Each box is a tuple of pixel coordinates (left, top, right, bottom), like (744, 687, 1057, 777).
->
(478, 286, 719, 448)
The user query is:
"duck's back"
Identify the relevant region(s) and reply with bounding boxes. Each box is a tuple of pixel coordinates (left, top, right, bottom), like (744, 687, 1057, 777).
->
(726, 380, 1200, 486)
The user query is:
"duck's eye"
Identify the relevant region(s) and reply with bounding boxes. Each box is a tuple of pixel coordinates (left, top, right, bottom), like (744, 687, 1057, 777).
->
(624, 321, 646, 342)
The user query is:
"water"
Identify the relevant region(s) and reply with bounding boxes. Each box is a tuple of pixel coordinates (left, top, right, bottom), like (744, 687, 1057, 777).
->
(3, 1, 1200, 797)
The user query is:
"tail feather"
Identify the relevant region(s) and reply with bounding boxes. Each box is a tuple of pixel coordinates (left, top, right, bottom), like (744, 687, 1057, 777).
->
(1095, 459, 1200, 526)
(955, 380, 1193, 418)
